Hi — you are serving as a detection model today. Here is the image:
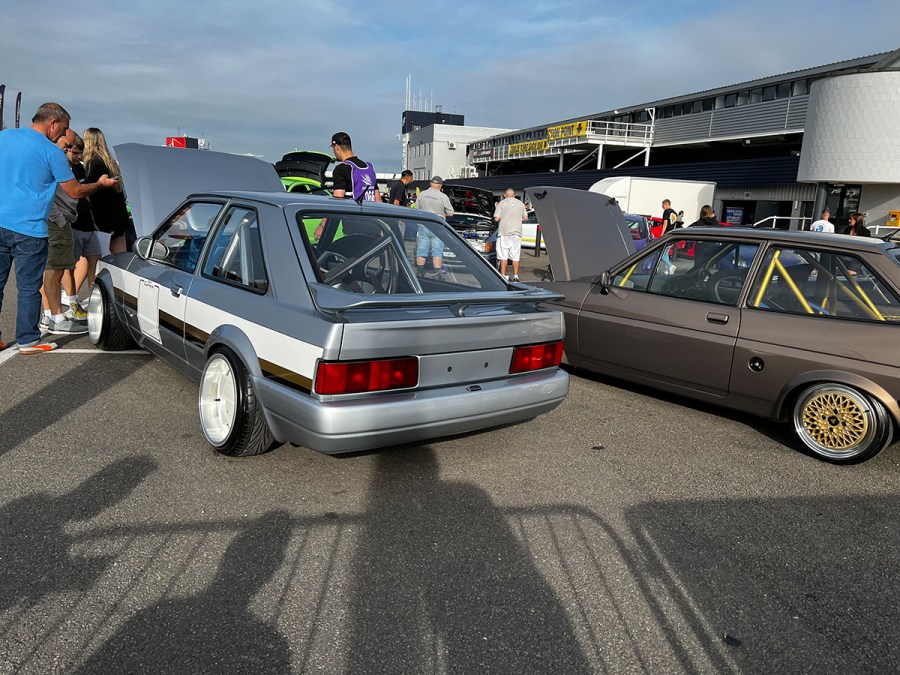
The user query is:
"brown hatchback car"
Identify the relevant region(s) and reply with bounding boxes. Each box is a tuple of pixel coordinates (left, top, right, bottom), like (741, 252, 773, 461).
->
(528, 186, 900, 464)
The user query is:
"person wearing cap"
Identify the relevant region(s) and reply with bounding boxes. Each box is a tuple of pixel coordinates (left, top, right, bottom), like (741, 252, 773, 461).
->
(810, 208, 835, 233)
(414, 176, 453, 276)
(329, 131, 382, 204)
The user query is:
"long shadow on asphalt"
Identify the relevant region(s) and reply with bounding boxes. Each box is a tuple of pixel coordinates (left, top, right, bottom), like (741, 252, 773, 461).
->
(0, 352, 150, 457)
(0, 456, 157, 614)
(345, 448, 592, 673)
(74, 510, 294, 674)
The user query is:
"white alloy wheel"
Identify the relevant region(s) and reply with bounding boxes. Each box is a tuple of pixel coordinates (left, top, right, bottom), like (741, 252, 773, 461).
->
(87, 284, 104, 344)
(199, 353, 239, 446)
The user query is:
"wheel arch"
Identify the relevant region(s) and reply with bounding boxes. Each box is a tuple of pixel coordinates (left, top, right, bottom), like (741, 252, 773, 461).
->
(204, 324, 263, 378)
(774, 370, 900, 429)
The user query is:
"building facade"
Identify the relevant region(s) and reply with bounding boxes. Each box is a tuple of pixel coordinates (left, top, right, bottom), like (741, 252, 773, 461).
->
(453, 48, 900, 230)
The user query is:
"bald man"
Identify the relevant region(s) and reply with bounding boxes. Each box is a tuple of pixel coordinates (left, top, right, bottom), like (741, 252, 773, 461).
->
(493, 188, 527, 282)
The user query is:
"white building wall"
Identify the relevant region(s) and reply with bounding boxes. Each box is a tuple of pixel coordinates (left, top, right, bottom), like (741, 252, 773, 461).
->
(859, 184, 900, 233)
(798, 71, 900, 184)
(406, 124, 512, 180)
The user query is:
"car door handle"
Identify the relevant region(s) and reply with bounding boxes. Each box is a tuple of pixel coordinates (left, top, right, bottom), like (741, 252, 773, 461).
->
(170, 285, 183, 297)
(706, 312, 729, 324)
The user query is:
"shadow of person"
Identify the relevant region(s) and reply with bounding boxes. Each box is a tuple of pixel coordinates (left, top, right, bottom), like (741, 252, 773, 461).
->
(0, 456, 157, 613)
(76, 510, 293, 674)
(347, 449, 590, 673)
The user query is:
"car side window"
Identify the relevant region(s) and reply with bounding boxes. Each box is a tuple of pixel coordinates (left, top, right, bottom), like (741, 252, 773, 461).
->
(152, 202, 223, 272)
(613, 239, 758, 305)
(202, 207, 268, 292)
(748, 246, 900, 322)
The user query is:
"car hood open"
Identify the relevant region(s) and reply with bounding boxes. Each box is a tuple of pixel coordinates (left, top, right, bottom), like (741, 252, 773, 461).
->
(524, 186, 635, 282)
(443, 184, 495, 218)
(115, 143, 284, 237)
(274, 150, 333, 184)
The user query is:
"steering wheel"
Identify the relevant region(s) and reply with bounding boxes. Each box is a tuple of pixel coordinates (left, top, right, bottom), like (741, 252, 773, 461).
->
(321, 237, 399, 294)
(316, 249, 348, 273)
(706, 270, 747, 304)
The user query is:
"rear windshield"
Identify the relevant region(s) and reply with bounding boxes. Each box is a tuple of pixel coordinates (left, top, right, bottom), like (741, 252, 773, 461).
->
(297, 212, 508, 294)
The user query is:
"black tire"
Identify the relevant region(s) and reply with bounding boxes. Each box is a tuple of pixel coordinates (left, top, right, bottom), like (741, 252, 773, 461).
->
(88, 282, 136, 351)
(199, 346, 275, 457)
(792, 382, 894, 464)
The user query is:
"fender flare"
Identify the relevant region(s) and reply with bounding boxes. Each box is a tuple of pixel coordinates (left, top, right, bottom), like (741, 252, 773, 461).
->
(774, 369, 900, 426)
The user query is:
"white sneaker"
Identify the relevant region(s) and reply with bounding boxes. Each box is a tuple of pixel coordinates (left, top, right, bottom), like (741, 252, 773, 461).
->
(512, 275, 520, 282)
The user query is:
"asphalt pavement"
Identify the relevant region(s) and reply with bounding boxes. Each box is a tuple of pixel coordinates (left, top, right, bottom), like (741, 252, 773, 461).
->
(2, 254, 900, 673)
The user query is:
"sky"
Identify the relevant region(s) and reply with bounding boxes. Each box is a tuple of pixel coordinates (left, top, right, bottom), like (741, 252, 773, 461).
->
(1, 0, 898, 173)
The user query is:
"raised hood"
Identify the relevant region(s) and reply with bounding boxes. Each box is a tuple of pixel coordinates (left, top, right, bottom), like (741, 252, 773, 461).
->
(443, 184, 495, 218)
(274, 150, 333, 183)
(525, 186, 635, 282)
(115, 143, 284, 237)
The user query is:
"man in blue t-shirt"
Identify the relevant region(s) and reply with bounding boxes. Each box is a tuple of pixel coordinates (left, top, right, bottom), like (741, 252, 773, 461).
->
(0, 102, 118, 353)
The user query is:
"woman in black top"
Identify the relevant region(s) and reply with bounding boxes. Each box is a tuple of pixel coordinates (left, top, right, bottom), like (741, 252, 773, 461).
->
(83, 127, 131, 253)
(842, 212, 871, 237)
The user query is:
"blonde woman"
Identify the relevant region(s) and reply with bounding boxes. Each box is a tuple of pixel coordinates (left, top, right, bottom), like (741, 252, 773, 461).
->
(83, 127, 131, 254)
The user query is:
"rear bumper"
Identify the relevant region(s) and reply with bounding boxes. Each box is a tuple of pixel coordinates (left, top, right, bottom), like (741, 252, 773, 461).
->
(256, 368, 569, 454)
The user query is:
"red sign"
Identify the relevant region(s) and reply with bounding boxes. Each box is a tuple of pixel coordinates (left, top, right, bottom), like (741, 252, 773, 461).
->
(166, 137, 187, 148)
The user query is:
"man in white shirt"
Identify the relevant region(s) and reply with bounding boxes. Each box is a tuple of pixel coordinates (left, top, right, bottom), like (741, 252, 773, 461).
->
(493, 188, 527, 281)
(810, 208, 835, 233)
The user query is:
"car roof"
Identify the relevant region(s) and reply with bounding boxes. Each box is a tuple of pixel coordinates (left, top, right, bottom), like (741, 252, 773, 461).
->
(186, 190, 446, 223)
(681, 227, 897, 252)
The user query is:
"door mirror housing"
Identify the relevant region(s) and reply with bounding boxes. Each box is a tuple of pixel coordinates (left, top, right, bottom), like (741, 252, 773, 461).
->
(134, 236, 168, 261)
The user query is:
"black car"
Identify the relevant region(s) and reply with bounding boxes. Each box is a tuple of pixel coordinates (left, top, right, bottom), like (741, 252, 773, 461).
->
(443, 185, 498, 268)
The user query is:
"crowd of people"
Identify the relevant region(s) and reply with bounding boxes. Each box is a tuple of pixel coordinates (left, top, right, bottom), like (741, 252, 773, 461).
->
(0, 102, 124, 353)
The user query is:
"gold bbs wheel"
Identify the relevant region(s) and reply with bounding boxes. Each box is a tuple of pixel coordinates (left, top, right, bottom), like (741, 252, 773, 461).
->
(793, 383, 893, 463)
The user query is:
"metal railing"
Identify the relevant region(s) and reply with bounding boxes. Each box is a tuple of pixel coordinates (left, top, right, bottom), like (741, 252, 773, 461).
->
(752, 216, 812, 230)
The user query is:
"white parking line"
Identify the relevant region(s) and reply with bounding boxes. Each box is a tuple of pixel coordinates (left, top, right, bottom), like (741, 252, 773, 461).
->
(0, 347, 148, 366)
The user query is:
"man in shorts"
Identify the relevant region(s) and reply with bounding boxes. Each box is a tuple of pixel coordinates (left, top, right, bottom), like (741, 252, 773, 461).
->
(39, 128, 88, 335)
(414, 176, 453, 277)
(0, 102, 116, 352)
(494, 188, 527, 282)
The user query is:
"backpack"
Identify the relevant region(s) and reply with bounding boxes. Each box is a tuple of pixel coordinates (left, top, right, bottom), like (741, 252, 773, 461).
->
(343, 159, 378, 204)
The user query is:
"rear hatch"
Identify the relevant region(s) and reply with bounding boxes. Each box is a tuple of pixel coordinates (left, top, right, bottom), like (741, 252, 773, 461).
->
(275, 150, 333, 184)
(301, 203, 564, 386)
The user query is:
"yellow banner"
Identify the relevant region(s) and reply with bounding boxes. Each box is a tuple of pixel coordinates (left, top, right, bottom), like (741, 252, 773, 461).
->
(547, 120, 588, 141)
(509, 139, 549, 156)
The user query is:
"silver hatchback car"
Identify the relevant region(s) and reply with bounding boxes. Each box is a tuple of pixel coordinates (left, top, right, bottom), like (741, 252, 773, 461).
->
(88, 145, 569, 456)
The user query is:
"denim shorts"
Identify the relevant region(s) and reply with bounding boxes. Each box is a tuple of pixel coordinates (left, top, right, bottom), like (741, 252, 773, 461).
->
(416, 226, 444, 259)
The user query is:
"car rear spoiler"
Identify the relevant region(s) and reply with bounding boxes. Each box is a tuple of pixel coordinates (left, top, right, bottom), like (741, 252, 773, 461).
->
(309, 284, 563, 314)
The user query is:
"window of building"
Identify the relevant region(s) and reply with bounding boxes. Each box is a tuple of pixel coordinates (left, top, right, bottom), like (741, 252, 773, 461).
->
(682, 102, 693, 115)
(636, 110, 650, 122)
(702, 97, 715, 111)
(692, 100, 702, 113)
(715, 95, 725, 109)
(776, 82, 791, 99)
(661, 105, 673, 119)
(750, 88, 762, 103)
(672, 105, 682, 117)
(792, 79, 808, 96)
(737, 91, 750, 106)
(762, 86, 776, 101)
(724, 93, 737, 108)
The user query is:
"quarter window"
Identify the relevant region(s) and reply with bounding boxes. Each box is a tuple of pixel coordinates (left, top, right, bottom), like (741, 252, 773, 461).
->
(202, 206, 268, 292)
(152, 202, 223, 272)
(748, 247, 900, 322)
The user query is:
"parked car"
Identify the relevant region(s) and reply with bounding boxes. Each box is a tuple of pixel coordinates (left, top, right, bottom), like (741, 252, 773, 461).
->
(443, 185, 499, 267)
(445, 212, 498, 267)
(88, 145, 569, 457)
(522, 210, 546, 250)
(527, 185, 900, 464)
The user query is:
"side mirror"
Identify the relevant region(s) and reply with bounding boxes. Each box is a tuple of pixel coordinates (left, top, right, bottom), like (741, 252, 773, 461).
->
(595, 270, 611, 294)
(134, 236, 168, 261)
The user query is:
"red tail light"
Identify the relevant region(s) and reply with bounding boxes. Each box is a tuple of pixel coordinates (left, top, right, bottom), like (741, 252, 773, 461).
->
(509, 341, 564, 374)
(315, 357, 418, 395)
